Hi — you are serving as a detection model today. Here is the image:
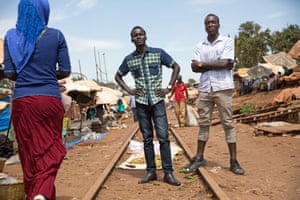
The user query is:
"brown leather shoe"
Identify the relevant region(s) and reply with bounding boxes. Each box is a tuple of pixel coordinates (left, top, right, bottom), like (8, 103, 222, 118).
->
(138, 172, 157, 184)
(163, 173, 181, 186)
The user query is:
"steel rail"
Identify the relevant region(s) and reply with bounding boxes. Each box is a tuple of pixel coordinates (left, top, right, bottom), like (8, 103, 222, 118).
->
(82, 125, 139, 200)
(169, 127, 231, 200)
(81, 124, 230, 200)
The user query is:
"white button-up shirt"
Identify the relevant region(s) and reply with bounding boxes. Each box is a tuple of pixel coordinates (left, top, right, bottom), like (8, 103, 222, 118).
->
(194, 35, 235, 92)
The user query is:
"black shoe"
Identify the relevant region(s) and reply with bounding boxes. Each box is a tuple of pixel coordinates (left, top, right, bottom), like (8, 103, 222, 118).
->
(138, 172, 157, 184)
(230, 159, 245, 175)
(184, 156, 206, 174)
(163, 173, 181, 186)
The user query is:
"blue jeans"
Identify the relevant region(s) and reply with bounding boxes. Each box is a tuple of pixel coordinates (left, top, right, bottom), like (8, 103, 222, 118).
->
(136, 100, 173, 174)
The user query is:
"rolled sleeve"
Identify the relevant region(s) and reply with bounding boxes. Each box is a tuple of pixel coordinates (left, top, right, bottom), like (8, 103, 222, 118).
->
(160, 49, 175, 68)
(117, 57, 130, 76)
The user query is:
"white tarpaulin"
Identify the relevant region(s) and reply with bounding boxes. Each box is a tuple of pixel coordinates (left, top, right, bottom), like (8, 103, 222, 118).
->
(263, 52, 297, 69)
(119, 140, 182, 170)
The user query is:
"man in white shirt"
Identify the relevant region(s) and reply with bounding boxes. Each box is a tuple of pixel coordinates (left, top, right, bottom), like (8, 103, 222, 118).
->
(185, 13, 245, 175)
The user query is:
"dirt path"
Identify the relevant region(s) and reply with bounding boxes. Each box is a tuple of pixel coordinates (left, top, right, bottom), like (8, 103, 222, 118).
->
(3, 89, 300, 200)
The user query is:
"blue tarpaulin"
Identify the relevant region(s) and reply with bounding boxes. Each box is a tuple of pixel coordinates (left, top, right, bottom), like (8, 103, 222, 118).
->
(0, 96, 10, 131)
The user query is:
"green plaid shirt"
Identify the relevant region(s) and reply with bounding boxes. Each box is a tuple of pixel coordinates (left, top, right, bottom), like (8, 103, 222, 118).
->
(117, 46, 175, 105)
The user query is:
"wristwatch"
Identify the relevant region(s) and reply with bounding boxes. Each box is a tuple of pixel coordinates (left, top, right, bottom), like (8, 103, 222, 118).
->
(167, 85, 172, 90)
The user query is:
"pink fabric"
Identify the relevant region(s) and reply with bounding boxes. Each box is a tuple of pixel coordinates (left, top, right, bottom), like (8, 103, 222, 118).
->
(12, 96, 66, 200)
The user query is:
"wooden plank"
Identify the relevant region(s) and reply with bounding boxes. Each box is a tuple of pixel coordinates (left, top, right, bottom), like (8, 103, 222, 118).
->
(256, 124, 300, 134)
(236, 106, 300, 123)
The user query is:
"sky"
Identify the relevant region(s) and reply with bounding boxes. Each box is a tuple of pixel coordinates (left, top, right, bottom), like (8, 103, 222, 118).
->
(1, 0, 299, 86)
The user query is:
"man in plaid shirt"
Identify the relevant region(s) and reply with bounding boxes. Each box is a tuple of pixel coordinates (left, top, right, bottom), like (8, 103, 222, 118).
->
(115, 26, 181, 186)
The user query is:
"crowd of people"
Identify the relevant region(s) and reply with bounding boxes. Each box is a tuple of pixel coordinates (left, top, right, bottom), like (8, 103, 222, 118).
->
(237, 67, 298, 96)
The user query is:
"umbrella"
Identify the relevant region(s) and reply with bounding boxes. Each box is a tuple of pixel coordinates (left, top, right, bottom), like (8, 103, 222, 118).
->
(247, 65, 272, 79)
(263, 52, 297, 69)
(64, 83, 91, 93)
(63, 82, 97, 107)
(259, 63, 283, 75)
(73, 80, 102, 91)
(96, 86, 122, 105)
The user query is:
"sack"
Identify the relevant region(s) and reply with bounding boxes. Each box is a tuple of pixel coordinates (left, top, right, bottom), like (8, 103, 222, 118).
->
(185, 105, 198, 127)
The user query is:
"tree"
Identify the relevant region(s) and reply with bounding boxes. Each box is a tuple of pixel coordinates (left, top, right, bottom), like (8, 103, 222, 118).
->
(187, 78, 197, 87)
(235, 21, 270, 69)
(269, 24, 300, 53)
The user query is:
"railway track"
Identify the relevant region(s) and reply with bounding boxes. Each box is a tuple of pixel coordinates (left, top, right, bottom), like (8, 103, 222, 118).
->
(79, 125, 231, 200)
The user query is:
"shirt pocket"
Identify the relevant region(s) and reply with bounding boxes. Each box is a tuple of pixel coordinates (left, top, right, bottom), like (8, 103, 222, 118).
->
(148, 63, 159, 75)
(132, 65, 142, 78)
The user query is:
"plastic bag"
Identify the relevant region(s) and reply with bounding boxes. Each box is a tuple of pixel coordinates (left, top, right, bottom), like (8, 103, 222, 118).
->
(185, 105, 198, 127)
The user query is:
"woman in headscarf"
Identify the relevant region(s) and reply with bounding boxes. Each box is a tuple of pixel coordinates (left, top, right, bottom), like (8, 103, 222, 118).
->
(3, 0, 71, 199)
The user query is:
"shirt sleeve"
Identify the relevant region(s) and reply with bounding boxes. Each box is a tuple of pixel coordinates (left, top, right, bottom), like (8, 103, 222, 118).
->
(57, 30, 71, 73)
(3, 37, 16, 75)
(160, 49, 175, 67)
(117, 57, 130, 76)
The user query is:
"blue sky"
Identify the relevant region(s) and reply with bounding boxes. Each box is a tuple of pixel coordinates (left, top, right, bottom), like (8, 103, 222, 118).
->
(1, 0, 299, 86)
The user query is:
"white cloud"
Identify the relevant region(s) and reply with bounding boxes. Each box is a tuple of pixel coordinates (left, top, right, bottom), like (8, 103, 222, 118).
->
(66, 0, 98, 10)
(50, 0, 98, 23)
(67, 36, 124, 52)
(76, 0, 97, 9)
(267, 12, 285, 19)
(185, 0, 223, 5)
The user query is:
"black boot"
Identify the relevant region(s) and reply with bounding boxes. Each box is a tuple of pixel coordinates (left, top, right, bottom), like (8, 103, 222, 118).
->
(230, 159, 245, 175)
(138, 172, 157, 184)
(184, 140, 207, 174)
(163, 173, 181, 186)
(184, 155, 206, 174)
(228, 143, 245, 175)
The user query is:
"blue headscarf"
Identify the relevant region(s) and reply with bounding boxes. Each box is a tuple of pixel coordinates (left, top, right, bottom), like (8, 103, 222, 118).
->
(6, 0, 50, 74)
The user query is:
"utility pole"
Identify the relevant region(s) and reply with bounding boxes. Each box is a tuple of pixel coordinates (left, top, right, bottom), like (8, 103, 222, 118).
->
(94, 46, 99, 83)
(102, 53, 108, 82)
(97, 51, 103, 83)
(78, 59, 83, 80)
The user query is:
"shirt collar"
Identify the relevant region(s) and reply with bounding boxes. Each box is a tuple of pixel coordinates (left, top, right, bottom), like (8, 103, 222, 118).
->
(133, 45, 150, 56)
(203, 35, 224, 45)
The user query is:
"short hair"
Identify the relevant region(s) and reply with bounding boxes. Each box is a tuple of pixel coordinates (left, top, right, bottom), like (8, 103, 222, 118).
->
(204, 13, 220, 24)
(130, 26, 146, 37)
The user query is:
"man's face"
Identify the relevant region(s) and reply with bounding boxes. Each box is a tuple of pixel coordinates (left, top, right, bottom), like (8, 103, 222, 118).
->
(131, 28, 146, 46)
(205, 16, 219, 35)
